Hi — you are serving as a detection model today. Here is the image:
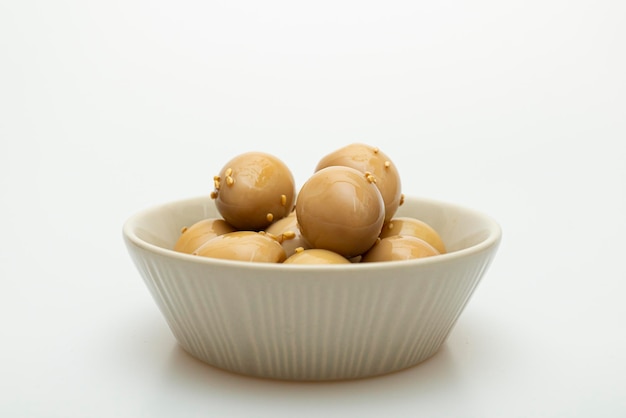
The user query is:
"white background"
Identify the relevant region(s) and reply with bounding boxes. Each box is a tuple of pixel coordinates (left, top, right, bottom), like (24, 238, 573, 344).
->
(1, 1, 625, 417)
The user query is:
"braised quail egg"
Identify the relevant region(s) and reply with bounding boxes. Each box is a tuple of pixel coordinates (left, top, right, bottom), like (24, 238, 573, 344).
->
(211, 152, 296, 231)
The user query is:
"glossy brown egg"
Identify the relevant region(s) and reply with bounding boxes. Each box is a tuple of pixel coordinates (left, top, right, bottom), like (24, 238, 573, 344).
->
(361, 235, 439, 262)
(193, 231, 286, 263)
(296, 166, 385, 258)
(264, 211, 310, 257)
(283, 248, 351, 265)
(211, 152, 296, 231)
(173, 218, 237, 254)
(379, 217, 447, 254)
(315, 143, 402, 223)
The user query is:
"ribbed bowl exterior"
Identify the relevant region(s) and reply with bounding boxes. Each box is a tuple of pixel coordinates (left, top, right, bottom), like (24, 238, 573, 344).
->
(123, 196, 501, 381)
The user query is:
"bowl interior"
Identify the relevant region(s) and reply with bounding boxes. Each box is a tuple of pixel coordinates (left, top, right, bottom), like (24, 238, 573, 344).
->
(124, 195, 500, 260)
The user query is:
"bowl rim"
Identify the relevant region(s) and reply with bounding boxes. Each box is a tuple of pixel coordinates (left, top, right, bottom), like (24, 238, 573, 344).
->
(122, 195, 502, 272)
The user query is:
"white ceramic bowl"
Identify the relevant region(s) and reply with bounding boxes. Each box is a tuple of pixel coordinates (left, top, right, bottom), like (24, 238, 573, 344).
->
(123, 195, 501, 381)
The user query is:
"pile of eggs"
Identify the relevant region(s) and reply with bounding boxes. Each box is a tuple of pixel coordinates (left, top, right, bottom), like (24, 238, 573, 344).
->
(174, 143, 446, 264)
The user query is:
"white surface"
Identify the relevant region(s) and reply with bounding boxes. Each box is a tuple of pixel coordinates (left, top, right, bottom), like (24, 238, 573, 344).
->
(1, 1, 624, 417)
